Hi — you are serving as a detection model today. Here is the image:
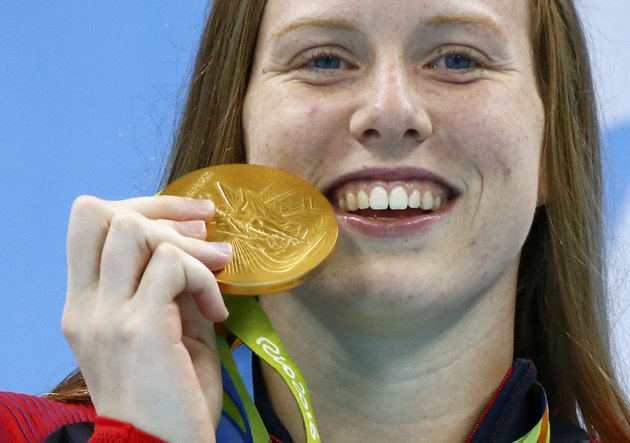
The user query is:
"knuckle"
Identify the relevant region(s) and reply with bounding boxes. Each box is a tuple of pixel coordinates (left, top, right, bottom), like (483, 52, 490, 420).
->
(90, 317, 119, 343)
(119, 318, 145, 344)
(154, 242, 182, 260)
(91, 315, 144, 346)
(70, 195, 103, 218)
(60, 312, 77, 341)
(109, 211, 144, 235)
(66, 197, 111, 258)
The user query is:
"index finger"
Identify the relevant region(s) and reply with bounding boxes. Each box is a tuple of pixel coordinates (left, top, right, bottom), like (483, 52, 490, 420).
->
(116, 195, 215, 221)
(66, 195, 215, 294)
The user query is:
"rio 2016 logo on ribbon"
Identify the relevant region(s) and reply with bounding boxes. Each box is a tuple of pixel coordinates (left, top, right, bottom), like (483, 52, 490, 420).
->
(256, 336, 320, 441)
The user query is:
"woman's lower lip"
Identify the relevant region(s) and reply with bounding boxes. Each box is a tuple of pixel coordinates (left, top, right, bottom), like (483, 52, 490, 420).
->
(334, 203, 454, 238)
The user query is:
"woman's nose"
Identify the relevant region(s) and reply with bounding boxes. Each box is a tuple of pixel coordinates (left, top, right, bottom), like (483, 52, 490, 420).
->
(349, 63, 432, 153)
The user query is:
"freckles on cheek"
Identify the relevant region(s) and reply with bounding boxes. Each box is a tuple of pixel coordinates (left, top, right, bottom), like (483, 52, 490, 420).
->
(272, 100, 321, 137)
(488, 131, 518, 181)
(469, 114, 534, 185)
(307, 104, 321, 119)
(248, 83, 350, 177)
(453, 86, 542, 184)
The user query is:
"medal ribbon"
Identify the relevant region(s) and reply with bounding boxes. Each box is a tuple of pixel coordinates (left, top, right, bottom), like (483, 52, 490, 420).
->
(216, 332, 269, 442)
(220, 295, 321, 443)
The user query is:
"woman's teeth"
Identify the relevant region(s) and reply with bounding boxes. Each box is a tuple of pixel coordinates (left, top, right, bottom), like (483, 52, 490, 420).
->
(338, 185, 447, 213)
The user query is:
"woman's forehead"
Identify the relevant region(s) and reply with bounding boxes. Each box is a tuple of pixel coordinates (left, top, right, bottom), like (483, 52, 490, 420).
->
(259, 0, 531, 38)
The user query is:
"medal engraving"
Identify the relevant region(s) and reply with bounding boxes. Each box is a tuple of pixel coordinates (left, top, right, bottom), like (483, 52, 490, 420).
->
(213, 182, 327, 276)
(161, 164, 338, 295)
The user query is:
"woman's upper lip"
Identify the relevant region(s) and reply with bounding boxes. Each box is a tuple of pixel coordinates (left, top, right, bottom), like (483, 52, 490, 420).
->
(321, 166, 461, 197)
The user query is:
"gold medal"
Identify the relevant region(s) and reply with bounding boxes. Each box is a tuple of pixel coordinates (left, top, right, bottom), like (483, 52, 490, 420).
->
(161, 164, 338, 295)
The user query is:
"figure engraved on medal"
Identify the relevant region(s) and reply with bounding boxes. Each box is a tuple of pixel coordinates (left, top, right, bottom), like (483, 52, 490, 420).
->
(161, 163, 338, 294)
(212, 181, 327, 277)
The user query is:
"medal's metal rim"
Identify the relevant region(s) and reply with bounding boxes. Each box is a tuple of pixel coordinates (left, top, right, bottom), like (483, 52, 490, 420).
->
(161, 164, 338, 296)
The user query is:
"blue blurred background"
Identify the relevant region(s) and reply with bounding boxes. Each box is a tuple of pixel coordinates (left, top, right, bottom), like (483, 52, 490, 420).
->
(1, 1, 629, 395)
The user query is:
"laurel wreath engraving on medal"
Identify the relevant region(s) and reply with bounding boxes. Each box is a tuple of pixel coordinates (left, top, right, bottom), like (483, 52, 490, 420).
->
(213, 182, 327, 276)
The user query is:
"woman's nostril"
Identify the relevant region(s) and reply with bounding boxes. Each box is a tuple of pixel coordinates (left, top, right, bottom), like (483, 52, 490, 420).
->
(404, 129, 420, 138)
(363, 128, 381, 139)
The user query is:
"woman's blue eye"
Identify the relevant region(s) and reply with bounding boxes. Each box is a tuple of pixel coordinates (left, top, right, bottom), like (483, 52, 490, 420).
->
(311, 55, 342, 69)
(443, 54, 476, 69)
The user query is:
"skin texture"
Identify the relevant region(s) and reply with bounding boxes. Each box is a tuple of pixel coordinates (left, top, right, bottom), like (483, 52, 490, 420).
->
(243, 0, 545, 441)
(63, 0, 546, 441)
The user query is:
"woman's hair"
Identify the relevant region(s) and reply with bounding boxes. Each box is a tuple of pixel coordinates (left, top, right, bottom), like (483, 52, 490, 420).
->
(514, 1, 630, 440)
(48, 0, 630, 440)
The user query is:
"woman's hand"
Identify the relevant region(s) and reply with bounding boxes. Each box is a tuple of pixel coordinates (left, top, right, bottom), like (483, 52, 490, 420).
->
(61, 195, 231, 443)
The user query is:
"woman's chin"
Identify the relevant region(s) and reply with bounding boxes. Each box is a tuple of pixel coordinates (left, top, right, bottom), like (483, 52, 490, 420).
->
(293, 270, 468, 323)
(286, 248, 520, 333)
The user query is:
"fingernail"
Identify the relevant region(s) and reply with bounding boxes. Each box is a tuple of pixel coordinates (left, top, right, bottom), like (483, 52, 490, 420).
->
(213, 242, 233, 256)
(219, 305, 230, 321)
(191, 198, 214, 213)
(179, 220, 206, 235)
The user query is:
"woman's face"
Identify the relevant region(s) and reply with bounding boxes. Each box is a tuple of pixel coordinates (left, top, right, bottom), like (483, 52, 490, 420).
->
(243, 0, 544, 319)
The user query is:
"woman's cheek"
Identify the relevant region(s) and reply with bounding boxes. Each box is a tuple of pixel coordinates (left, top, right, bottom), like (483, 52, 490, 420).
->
(249, 96, 344, 177)
(443, 95, 542, 256)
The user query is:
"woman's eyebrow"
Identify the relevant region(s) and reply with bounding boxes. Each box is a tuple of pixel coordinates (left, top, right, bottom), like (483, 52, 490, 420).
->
(422, 13, 507, 39)
(270, 13, 507, 43)
(271, 18, 357, 42)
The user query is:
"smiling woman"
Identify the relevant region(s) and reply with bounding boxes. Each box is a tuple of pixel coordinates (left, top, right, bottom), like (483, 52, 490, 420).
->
(1, 0, 630, 442)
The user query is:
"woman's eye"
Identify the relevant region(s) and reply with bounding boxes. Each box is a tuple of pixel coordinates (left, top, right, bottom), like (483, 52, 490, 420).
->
(293, 50, 355, 82)
(444, 54, 476, 69)
(308, 54, 343, 70)
(430, 53, 481, 70)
